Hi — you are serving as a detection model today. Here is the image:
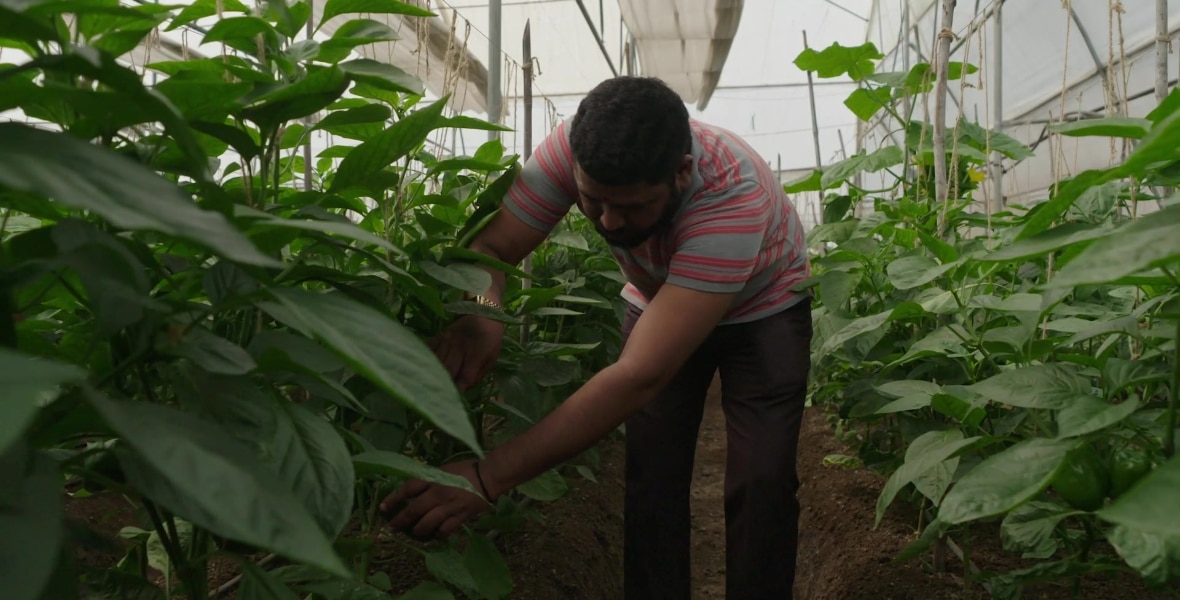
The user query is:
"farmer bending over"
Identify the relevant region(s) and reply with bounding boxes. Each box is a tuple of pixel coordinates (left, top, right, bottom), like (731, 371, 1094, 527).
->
(382, 75, 813, 600)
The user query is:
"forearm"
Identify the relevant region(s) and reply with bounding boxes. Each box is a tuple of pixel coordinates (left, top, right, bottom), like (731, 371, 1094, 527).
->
(467, 238, 510, 305)
(478, 361, 662, 498)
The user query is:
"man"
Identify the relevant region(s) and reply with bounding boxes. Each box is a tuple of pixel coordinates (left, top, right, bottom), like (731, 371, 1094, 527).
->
(382, 76, 813, 599)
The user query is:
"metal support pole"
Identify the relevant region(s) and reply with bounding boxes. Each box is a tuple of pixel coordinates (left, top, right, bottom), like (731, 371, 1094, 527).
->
(1156, 0, 1170, 104)
(990, 2, 1004, 214)
(520, 21, 533, 345)
(487, 0, 502, 140)
(303, 0, 314, 191)
(802, 30, 822, 169)
(574, 0, 618, 76)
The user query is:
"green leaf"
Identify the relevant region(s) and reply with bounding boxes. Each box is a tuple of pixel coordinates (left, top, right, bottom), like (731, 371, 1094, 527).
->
(792, 41, 882, 80)
(236, 558, 301, 600)
(982, 221, 1115, 262)
(168, 0, 251, 30)
(258, 288, 480, 452)
(240, 66, 350, 130)
(1055, 396, 1139, 438)
(1049, 117, 1152, 140)
(816, 302, 926, 356)
(236, 205, 404, 256)
(875, 430, 980, 526)
(181, 371, 356, 537)
(816, 269, 860, 309)
(886, 255, 959, 290)
(352, 451, 477, 495)
(967, 364, 1093, 409)
(86, 392, 349, 577)
(843, 87, 887, 121)
(314, 102, 392, 138)
(1105, 524, 1180, 588)
(0, 449, 63, 600)
(395, 582, 455, 600)
(201, 16, 281, 54)
(939, 438, 1077, 525)
(340, 59, 424, 95)
(463, 533, 512, 600)
(418, 261, 492, 295)
(331, 96, 448, 191)
(318, 0, 434, 30)
(165, 328, 258, 375)
(1146, 88, 1180, 123)
(1098, 454, 1180, 537)
(1045, 203, 1180, 288)
(0, 122, 276, 268)
(0, 348, 86, 456)
(438, 115, 513, 132)
(1000, 501, 1077, 559)
(515, 468, 568, 501)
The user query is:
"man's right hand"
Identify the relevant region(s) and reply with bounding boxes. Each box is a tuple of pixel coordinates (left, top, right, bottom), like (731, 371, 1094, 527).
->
(429, 315, 506, 392)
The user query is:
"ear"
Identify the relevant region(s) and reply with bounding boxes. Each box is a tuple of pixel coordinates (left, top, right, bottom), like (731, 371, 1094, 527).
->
(674, 154, 693, 189)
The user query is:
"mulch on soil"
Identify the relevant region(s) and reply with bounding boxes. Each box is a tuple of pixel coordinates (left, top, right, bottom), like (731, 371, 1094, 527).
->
(60, 374, 1174, 599)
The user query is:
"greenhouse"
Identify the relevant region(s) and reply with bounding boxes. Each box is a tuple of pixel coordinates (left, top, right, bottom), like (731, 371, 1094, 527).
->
(2, 0, 1179, 598)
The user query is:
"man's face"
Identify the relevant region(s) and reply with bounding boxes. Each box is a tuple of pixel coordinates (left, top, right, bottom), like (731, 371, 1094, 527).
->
(573, 156, 693, 249)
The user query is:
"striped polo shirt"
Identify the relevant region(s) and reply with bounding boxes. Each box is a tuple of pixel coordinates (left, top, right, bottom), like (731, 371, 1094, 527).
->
(502, 117, 811, 325)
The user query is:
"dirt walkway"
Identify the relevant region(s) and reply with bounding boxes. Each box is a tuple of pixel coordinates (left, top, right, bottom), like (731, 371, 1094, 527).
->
(689, 376, 728, 597)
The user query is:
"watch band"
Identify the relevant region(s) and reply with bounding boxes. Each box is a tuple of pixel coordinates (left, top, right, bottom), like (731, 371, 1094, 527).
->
(467, 294, 502, 310)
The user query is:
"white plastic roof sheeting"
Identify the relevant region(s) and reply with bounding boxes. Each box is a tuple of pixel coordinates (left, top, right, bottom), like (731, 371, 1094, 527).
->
(618, 0, 743, 109)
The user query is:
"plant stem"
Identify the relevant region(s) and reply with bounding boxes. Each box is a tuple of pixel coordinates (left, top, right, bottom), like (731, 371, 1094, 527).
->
(932, 0, 957, 238)
(142, 500, 194, 598)
(1165, 316, 1178, 458)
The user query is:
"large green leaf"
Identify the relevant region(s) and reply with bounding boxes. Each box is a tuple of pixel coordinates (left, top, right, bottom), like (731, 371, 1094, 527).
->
(1049, 117, 1151, 139)
(792, 41, 882, 80)
(982, 221, 1115, 262)
(1105, 524, 1180, 588)
(1098, 454, 1180, 537)
(1046, 203, 1180, 288)
(0, 123, 276, 267)
(0, 348, 86, 456)
(875, 430, 981, 526)
(967, 364, 1093, 409)
(85, 392, 348, 577)
(1055, 395, 1139, 438)
(240, 66, 350, 131)
(318, 0, 434, 31)
(177, 370, 356, 537)
(331, 96, 448, 192)
(1000, 501, 1078, 559)
(352, 451, 476, 494)
(340, 59, 424, 96)
(258, 288, 480, 452)
(886, 255, 959, 290)
(463, 533, 512, 600)
(0, 448, 63, 600)
(939, 438, 1076, 525)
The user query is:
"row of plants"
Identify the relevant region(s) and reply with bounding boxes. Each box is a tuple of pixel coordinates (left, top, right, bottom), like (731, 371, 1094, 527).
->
(794, 41, 1180, 598)
(1, 1, 624, 599)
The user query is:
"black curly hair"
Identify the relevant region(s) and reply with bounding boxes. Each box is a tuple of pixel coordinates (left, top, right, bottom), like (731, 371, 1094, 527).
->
(569, 76, 692, 187)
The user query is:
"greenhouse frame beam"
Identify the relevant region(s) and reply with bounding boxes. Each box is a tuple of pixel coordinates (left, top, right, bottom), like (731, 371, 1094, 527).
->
(574, 0, 618, 76)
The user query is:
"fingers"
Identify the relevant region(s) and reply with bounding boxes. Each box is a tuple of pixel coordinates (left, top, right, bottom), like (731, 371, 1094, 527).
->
(436, 514, 468, 540)
(411, 505, 452, 540)
(380, 479, 428, 514)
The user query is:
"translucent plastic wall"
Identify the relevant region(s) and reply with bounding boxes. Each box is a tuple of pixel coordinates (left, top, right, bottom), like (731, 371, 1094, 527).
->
(860, 0, 1180, 208)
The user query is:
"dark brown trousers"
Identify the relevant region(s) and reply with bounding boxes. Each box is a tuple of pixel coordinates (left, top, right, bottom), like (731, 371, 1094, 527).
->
(620, 298, 813, 600)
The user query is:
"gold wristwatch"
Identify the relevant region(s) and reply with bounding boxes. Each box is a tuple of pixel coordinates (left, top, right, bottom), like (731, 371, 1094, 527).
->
(466, 293, 502, 310)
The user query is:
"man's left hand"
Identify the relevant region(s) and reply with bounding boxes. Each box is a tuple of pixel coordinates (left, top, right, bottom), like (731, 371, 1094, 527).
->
(380, 460, 492, 541)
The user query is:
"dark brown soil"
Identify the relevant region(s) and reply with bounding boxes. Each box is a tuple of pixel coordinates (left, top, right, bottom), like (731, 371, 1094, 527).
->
(60, 374, 1176, 599)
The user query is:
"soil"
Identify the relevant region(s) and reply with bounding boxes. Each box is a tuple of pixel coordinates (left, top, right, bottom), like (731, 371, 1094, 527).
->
(61, 374, 1176, 599)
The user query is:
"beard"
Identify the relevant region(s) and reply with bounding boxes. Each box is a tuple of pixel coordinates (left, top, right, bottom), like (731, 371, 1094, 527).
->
(596, 188, 684, 249)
